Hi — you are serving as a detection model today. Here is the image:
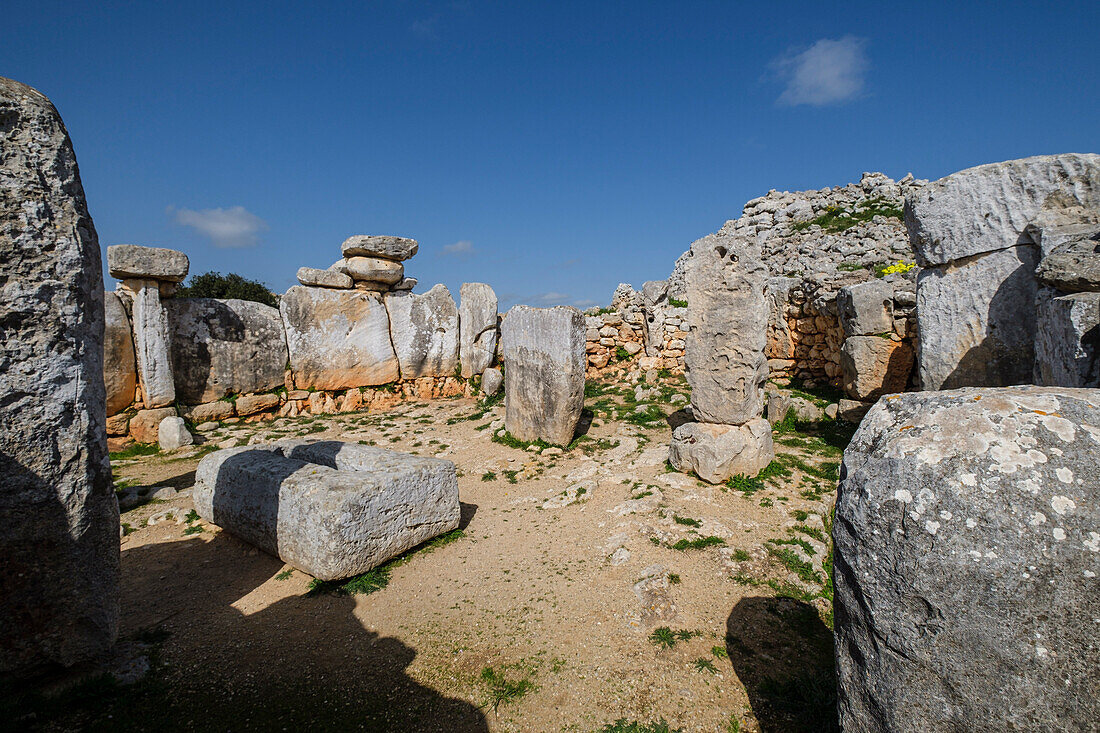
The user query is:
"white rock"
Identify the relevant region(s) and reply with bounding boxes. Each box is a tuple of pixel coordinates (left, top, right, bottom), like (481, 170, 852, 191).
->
(384, 284, 460, 379)
(459, 282, 498, 378)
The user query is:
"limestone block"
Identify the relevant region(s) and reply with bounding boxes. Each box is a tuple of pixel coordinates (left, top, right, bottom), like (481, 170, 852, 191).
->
(0, 76, 119, 673)
(835, 386, 1100, 732)
(841, 336, 914, 401)
(337, 256, 404, 285)
(131, 279, 176, 408)
(280, 286, 399, 390)
(904, 153, 1100, 265)
(384, 284, 460, 380)
(1035, 226, 1100, 293)
(194, 440, 459, 580)
(837, 279, 894, 336)
(1034, 288, 1100, 387)
(235, 393, 280, 416)
(764, 277, 797, 359)
(683, 233, 768, 424)
(501, 305, 585, 446)
(296, 266, 352, 289)
(482, 367, 503, 396)
(916, 245, 1039, 390)
(107, 244, 189, 282)
(667, 419, 774, 484)
(181, 401, 235, 423)
(341, 235, 419, 261)
(103, 291, 137, 415)
(129, 407, 176, 444)
(165, 298, 288, 404)
(459, 283, 498, 378)
(157, 417, 193, 451)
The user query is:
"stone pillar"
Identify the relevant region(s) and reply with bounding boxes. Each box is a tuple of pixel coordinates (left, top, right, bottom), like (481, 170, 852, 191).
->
(835, 386, 1100, 731)
(1033, 223, 1100, 387)
(668, 232, 774, 483)
(0, 76, 119, 674)
(500, 305, 585, 446)
(459, 282, 498, 378)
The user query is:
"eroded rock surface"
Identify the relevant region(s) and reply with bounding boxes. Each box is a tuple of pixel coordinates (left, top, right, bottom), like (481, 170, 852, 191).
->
(107, 244, 190, 282)
(104, 291, 137, 415)
(385, 285, 460, 380)
(459, 282, 498, 378)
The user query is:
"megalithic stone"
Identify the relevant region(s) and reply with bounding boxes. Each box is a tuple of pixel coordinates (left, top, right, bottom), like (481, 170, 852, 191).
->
(130, 278, 176, 408)
(459, 282, 498, 378)
(0, 76, 119, 674)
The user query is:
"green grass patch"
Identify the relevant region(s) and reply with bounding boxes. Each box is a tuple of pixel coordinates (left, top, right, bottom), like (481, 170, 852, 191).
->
(480, 666, 534, 713)
(693, 658, 718, 674)
(788, 196, 903, 233)
(275, 569, 294, 580)
(670, 536, 725, 551)
(109, 443, 161, 461)
(672, 514, 701, 527)
(481, 471, 497, 482)
(667, 297, 687, 308)
(599, 720, 683, 733)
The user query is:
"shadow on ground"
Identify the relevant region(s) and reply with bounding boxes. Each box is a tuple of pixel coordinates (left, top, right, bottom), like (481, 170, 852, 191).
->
(9, 532, 488, 732)
(726, 596, 838, 733)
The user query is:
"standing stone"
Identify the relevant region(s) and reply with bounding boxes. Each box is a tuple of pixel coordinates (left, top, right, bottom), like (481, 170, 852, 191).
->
(106, 244, 190, 282)
(915, 245, 1038, 390)
(341, 235, 419, 261)
(384, 284, 460, 379)
(0, 77, 118, 673)
(1034, 288, 1100, 387)
(130, 279, 176, 407)
(683, 233, 769, 424)
(164, 298, 288, 404)
(835, 386, 1100, 732)
(103, 291, 137, 416)
(280, 286, 399, 390)
(501, 305, 585, 446)
(459, 282, 498, 378)
(763, 277, 797, 360)
(840, 336, 914, 401)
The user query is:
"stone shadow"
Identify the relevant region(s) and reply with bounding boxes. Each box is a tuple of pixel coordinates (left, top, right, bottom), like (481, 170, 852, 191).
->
(572, 408, 594, 442)
(665, 407, 694, 431)
(726, 596, 838, 733)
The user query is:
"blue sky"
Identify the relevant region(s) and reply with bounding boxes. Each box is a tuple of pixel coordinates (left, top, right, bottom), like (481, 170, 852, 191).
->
(5, 1, 1098, 309)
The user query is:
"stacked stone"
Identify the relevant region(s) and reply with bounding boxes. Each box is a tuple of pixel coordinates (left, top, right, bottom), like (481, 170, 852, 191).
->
(667, 232, 774, 484)
(582, 282, 684, 374)
(835, 279, 916, 403)
(296, 234, 419, 293)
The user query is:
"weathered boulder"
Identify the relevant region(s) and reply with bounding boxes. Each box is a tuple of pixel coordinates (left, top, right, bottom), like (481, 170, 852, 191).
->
(235, 393, 280, 416)
(904, 153, 1100, 265)
(157, 417, 193, 451)
(835, 386, 1100, 732)
(915, 245, 1039, 390)
(683, 233, 768, 424)
(129, 407, 177, 444)
(1034, 226, 1100, 293)
(280, 286, 399, 390)
(841, 336, 914, 401)
(106, 244, 190, 282)
(459, 283, 498, 378)
(341, 235, 419, 261)
(668, 419, 774, 484)
(337, 256, 404, 285)
(103, 291, 137, 415)
(296, 266, 352, 289)
(501, 305, 585, 446)
(481, 367, 503, 396)
(837, 279, 894, 336)
(194, 440, 459, 580)
(1034, 288, 1100, 387)
(165, 298, 288, 404)
(181, 400, 235, 423)
(0, 77, 118, 673)
(384, 285, 460, 380)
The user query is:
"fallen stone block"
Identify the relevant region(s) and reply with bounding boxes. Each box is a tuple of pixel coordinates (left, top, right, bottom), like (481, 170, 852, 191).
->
(1035, 226, 1100, 293)
(235, 393, 280, 416)
(668, 418, 773, 484)
(194, 441, 460, 581)
(129, 407, 177, 444)
(835, 386, 1100, 731)
(107, 244, 190, 282)
(158, 417, 193, 451)
(501, 305, 585, 446)
(482, 367, 503, 396)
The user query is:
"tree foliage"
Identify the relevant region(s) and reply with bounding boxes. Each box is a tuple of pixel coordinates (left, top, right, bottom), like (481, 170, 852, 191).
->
(176, 271, 278, 307)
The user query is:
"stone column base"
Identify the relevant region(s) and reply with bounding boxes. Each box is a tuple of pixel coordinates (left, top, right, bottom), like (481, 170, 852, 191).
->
(668, 418, 774, 484)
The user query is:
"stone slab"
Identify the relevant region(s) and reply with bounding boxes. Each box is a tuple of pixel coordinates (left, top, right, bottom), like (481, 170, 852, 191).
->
(384, 284, 460, 379)
(103, 291, 137, 415)
(107, 244, 190, 282)
(459, 282, 498, 378)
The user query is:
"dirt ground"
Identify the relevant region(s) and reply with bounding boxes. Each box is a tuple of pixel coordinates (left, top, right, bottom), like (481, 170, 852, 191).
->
(12, 369, 845, 733)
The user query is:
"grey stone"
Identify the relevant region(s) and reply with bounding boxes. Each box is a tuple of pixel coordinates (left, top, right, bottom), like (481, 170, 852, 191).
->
(683, 233, 769, 424)
(837, 279, 894, 336)
(157, 417, 193, 451)
(0, 77, 118, 673)
(667, 419, 774, 484)
(337, 256, 404, 285)
(296, 266, 352, 289)
(165, 298, 288, 404)
(235, 393, 280, 416)
(1034, 288, 1100, 387)
(384, 284, 460, 379)
(1035, 226, 1100, 293)
(916, 244, 1039, 390)
(904, 153, 1100, 265)
(482, 367, 503, 396)
(131, 279, 176, 408)
(103, 291, 136, 415)
(459, 283, 498, 378)
(181, 401, 235, 423)
(835, 386, 1100, 732)
(280, 286, 399, 390)
(392, 277, 417, 291)
(501, 305, 585, 446)
(107, 244, 189, 282)
(841, 335, 914, 401)
(766, 390, 791, 425)
(341, 235, 419, 261)
(193, 441, 459, 581)
(129, 407, 177, 444)
(837, 399, 872, 423)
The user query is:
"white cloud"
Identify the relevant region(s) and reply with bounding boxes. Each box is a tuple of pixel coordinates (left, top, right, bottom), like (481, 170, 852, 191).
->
(170, 205, 268, 248)
(532, 292, 571, 305)
(441, 239, 475, 255)
(771, 36, 868, 107)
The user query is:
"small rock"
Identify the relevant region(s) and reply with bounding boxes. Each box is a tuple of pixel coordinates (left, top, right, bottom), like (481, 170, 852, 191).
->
(157, 417, 194, 451)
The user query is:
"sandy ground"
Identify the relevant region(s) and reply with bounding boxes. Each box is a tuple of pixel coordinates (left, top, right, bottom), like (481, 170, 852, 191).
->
(16, 370, 842, 733)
